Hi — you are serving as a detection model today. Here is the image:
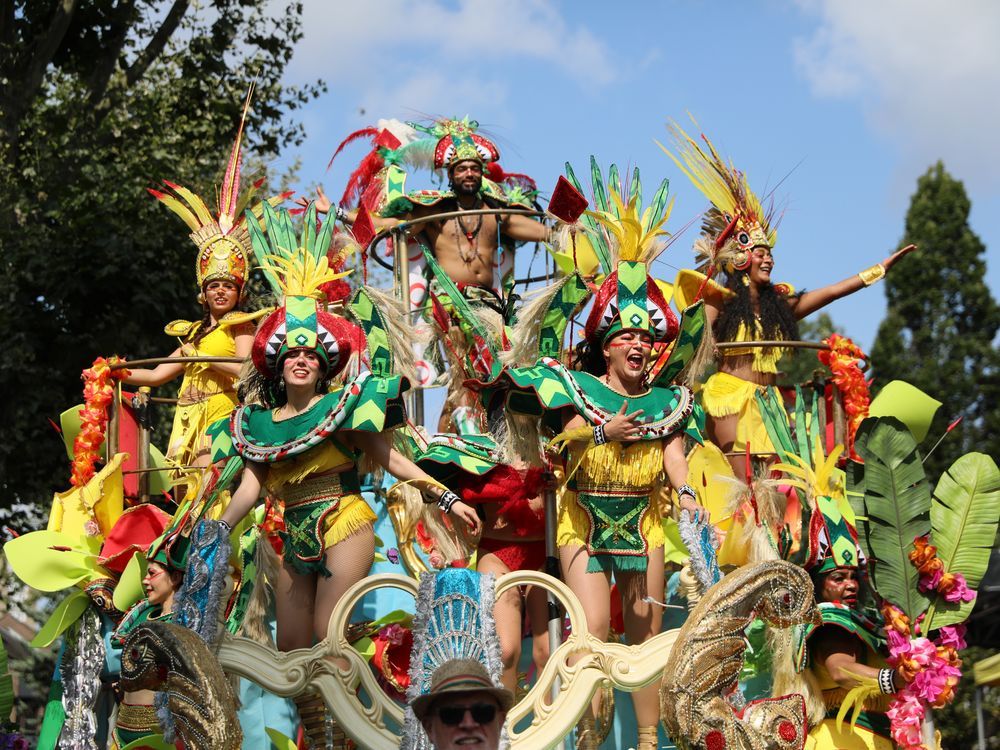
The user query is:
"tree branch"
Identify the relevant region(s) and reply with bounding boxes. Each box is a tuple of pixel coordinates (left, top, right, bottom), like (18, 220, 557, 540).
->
(124, 0, 189, 87)
(85, 0, 137, 107)
(21, 0, 79, 104)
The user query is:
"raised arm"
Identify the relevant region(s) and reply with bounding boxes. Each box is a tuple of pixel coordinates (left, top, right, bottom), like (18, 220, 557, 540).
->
(220, 460, 268, 528)
(296, 186, 405, 230)
(346, 431, 482, 535)
(789, 244, 916, 320)
(123, 345, 187, 387)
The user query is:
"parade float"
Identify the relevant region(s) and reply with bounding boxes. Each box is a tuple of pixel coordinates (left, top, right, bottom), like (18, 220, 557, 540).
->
(3, 109, 998, 750)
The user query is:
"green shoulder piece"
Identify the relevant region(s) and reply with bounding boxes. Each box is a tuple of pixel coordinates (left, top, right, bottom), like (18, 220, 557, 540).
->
(348, 287, 393, 377)
(231, 374, 409, 463)
(652, 300, 706, 387)
(537, 274, 592, 360)
(207, 414, 237, 464)
(415, 433, 501, 481)
(503, 358, 703, 443)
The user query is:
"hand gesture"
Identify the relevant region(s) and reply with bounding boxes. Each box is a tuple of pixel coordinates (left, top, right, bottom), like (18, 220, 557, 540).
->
(449, 500, 482, 536)
(295, 186, 332, 214)
(883, 243, 916, 271)
(679, 493, 710, 524)
(603, 403, 645, 443)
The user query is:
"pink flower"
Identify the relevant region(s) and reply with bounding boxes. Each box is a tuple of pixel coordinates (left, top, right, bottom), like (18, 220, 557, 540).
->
(378, 623, 407, 646)
(428, 551, 445, 569)
(935, 624, 967, 651)
(887, 693, 924, 747)
(918, 567, 943, 592)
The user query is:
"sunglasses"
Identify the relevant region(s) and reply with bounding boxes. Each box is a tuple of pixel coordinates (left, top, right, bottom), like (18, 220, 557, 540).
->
(436, 703, 498, 726)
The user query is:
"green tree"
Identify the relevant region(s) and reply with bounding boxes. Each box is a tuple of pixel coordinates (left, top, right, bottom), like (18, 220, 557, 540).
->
(0, 1, 323, 522)
(870, 162, 1000, 481)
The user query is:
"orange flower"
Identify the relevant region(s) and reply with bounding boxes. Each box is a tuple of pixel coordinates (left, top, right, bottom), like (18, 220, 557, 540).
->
(882, 604, 911, 636)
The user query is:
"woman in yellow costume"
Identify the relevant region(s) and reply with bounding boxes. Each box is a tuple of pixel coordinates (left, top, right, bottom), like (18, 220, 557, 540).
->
(487, 164, 709, 750)
(661, 123, 914, 473)
(124, 102, 276, 492)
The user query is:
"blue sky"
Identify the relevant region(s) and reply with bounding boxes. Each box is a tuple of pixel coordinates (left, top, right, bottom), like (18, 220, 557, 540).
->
(272, 0, 1000, 352)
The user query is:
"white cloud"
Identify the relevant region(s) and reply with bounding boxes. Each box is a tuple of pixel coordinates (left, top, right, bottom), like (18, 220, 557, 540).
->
(285, 0, 614, 113)
(793, 0, 1000, 190)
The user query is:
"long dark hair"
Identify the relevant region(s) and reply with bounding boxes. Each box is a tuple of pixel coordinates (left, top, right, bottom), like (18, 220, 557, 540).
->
(573, 338, 607, 377)
(714, 271, 799, 344)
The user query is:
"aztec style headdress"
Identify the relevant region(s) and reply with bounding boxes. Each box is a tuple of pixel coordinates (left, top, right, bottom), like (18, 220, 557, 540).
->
(570, 160, 680, 347)
(415, 116, 500, 171)
(148, 87, 288, 291)
(754, 388, 865, 576)
(329, 117, 536, 215)
(248, 203, 360, 380)
(660, 121, 777, 276)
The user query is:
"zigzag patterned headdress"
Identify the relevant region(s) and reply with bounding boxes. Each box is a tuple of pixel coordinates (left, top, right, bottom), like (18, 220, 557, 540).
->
(248, 203, 360, 379)
(569, 159, 679, 346)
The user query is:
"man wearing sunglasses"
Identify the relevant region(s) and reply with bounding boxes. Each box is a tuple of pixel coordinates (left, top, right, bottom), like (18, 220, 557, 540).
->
(411, 658, 514, 749)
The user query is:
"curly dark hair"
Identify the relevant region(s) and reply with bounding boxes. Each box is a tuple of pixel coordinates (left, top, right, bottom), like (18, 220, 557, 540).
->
(714, 270, 799, 344)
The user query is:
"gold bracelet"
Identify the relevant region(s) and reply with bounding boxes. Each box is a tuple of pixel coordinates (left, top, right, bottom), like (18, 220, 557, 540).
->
(858, 263, 886, 286)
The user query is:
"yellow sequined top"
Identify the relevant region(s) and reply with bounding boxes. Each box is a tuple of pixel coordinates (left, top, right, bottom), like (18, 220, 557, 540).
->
(163, 313, 259, 466)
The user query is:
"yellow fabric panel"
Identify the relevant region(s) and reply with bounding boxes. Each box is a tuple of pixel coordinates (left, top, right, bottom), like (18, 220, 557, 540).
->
(701, 371, 776, 454)
(320, 494, 377, 548)
(267, 442, 354, 491)
(805, 720, 892, 750)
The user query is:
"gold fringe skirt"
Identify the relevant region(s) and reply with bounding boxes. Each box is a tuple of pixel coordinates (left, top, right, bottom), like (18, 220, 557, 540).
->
(701, 371, 777, 454)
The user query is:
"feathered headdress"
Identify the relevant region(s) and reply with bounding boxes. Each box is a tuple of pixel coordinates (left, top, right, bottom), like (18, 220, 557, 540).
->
(659, 120, 777, 275)
(148, 84, 289, 291)
(247, 203, 360, 380)
(328, 116, 535, 214)
(571, 159, 679, 346)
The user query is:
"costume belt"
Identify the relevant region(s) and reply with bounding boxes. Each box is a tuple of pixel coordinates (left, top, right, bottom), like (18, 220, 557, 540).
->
(281, 470, 361, 509)
(177, 386, 236, 406)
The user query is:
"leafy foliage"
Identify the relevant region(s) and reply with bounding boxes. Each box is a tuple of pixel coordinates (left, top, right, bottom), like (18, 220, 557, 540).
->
(926, 453, 1000, 630)
(870, 163, 1000, 481)
(0, 1, 323, 522)
(854, 416, 932, 620)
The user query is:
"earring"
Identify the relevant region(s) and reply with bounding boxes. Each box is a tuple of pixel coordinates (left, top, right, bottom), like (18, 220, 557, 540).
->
(741, 275, 750, 287)
(197, 292, 206, 304)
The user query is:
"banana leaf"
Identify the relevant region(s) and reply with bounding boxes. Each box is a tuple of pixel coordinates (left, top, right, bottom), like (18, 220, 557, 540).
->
(925, 452, 1000, 631)
(755, 388, 795, 462)
(854, 417, 932, 620)
(794, 386, 811, 467)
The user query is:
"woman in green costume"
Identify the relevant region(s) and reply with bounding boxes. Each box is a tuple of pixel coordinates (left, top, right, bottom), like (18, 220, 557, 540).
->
(109, 540, 184, 749)
(490, 170, 710, 750)
(214, 204, 480, 749)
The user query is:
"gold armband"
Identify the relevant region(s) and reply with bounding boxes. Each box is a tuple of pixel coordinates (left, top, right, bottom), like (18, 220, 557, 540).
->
(858, 263, 886, 287)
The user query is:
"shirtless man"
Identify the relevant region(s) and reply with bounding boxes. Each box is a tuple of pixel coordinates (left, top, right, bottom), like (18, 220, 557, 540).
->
(310, 121, 551, 294)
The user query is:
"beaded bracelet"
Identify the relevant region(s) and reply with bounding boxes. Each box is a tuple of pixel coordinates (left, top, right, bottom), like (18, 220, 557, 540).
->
(438, 490, 460, 513)
(677, 483, 697, 500)
(878, 668, 896, 695)
(593, 424, 608, 446)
